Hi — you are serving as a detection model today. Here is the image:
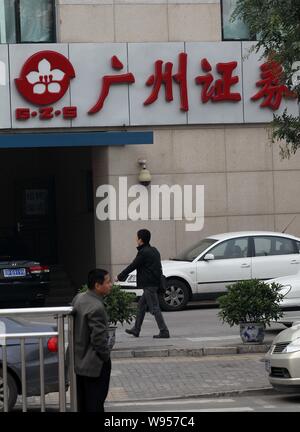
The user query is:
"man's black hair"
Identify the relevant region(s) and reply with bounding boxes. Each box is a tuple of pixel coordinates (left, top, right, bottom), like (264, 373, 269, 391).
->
(88, 268, 109, 290)
(137, 229, 151, 245)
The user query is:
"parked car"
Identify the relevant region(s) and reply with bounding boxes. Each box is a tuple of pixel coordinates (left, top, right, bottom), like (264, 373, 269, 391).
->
(267, 271, 300, 309)
(0, 317, 59, 411)
(119, 231, 300, 311)
(0, 236, 50, 307)
(265, 321, 300, 393)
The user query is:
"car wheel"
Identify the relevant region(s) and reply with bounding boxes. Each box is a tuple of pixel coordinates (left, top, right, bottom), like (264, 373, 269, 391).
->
(0, 371, 18, 411)
(159, 279, 190, 311)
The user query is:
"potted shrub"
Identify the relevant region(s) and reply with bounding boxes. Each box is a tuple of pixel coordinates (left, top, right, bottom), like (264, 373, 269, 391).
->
(79, 284, 136, 349)
(218, 279, 284, 344)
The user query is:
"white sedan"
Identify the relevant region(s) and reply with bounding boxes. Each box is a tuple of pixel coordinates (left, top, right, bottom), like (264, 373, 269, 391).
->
(268, 271, 300, 309)
(119, 231, 300, 311)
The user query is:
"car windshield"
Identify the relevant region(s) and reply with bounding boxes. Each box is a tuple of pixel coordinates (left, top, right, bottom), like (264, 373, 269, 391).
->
(172, 238, 218, 262)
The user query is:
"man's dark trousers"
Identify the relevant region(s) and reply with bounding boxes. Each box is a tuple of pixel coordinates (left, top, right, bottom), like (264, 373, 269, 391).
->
(134, 286, 168, 334)
(76, 359, 111, 412)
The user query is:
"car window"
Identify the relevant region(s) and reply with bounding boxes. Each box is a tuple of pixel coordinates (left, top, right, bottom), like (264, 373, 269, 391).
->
(254, 236, 296, 257)
(209, 237, 248, 260)
(297, 241, 300, 253)
(174, 238, 217, 261)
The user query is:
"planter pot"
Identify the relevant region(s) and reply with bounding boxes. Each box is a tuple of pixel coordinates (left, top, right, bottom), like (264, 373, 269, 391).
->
(240, 322, 265, 344)
(107, 326, 117, 350)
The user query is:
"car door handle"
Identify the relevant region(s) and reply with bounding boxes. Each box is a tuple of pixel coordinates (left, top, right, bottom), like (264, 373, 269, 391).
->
(241, 263, 250, 268)
(290, 260, 300, 264)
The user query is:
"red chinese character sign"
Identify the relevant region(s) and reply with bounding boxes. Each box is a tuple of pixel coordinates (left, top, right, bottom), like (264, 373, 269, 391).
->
(128, 42, 188, 125)
(88, 55, 135, 114)
(7, 42, 299, 129)
(195, 58, 241, 103)
(186, 42, 243, 124)
(144, 53, 188, 111)
(242, 41, 298, 123)
(251, 60, 296, 110)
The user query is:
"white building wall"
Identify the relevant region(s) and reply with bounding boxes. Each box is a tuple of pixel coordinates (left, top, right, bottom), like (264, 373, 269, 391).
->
(57, 1, 300, 276)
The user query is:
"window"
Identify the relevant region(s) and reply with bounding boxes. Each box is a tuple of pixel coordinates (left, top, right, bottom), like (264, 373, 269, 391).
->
(209, 237, 249, 260)
(254, 236, 297, 257)
(174, 238, 217, 262)
(221, 0, 251, 41)
(0, 0, 55, 44)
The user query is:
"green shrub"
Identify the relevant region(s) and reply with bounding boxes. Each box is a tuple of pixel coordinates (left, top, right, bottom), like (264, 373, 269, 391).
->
(79, 284, 137, 326)
(218, 279, 284, 327)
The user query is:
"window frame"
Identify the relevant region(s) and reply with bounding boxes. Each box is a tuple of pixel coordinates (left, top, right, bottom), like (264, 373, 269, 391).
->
(7, 0, 56, 44)
(252, 235, 299, 258)
(220, 0, 256, 42)
(199, 236, 251, 261)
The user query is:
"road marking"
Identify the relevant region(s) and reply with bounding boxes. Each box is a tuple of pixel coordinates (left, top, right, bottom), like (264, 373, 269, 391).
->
(187, 335, 240, 342)
(108, 398, 235, 407)
(158, 408, 254, 412)
(263, 405, 276, 409)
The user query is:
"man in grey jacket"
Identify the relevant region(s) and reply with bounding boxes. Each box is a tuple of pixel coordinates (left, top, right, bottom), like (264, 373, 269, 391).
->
(72, 268, 112, 412)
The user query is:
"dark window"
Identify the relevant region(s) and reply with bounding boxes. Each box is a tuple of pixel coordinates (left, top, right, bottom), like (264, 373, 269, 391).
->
(174, 238, 218, 262)
(0, 236, 29, 260)
(253, 236, 297, 257)
(0, 0, 56, 44)
(221, 0, 252, 41)
(209, 237, 249, 260)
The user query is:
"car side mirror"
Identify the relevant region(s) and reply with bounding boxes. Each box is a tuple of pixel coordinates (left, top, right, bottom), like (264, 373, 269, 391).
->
(204, 253, 215, 261)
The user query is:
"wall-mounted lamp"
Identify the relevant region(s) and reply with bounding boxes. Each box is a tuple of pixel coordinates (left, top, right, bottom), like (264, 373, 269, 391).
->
(138, 158, 152, 186)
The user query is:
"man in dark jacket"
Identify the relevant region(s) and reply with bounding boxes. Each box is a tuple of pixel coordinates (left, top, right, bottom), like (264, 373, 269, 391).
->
(72, 268, 112, 412)
(117, 229, 170, 338)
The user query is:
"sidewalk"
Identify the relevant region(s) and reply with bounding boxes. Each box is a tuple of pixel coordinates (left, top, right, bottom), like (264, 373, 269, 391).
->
(110, 325, 275, 359)
(17, 352, 271, 410)
(15, 308, 295, 410)
(107, 353, 271, 402)
(111, 309, 300, 359)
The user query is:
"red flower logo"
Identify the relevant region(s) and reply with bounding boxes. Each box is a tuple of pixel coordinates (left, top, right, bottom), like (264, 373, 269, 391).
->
(15, 51, 75, 106)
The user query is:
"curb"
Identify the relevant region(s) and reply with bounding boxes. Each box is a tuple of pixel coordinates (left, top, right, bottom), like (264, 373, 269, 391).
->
(16, 387, 276, 410)
(111, 344, 271, 359)
(107, 387, 276, 404)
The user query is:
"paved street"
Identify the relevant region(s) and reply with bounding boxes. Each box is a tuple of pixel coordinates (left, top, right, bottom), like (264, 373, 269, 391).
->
(13, 305, 300, 412)
(113, 305, 294, 351)
(15, 353, 299, 412)
(25, 305, 300, 351)
(107, 393, 300, 412)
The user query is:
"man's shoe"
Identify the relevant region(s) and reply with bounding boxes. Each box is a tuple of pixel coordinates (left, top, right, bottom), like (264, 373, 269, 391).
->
(153, 331, 170, 339)
(125, 328, 139, 337)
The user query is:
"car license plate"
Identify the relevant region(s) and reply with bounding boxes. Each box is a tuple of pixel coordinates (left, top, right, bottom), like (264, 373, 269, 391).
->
(3, 268, 26, 278)
(265, 359, 271, 374)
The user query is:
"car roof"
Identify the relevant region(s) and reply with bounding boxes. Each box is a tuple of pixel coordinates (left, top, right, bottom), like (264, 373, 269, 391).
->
(206, 231, 300, 241)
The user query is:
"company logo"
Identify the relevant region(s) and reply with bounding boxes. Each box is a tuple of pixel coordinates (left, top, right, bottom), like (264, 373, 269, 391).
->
(15, 50, 75, 106)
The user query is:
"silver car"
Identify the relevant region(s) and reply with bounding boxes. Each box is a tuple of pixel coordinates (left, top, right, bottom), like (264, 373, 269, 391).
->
(0, 317, 59, 411)
(265, 322, 300, 393)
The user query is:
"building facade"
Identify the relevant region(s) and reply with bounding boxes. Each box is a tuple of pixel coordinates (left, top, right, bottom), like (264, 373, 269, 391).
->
(1, 0, 300, 289)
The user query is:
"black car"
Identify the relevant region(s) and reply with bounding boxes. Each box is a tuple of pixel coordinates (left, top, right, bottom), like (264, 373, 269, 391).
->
(0, 317, 59, 411)
(0, 237, 50, 307)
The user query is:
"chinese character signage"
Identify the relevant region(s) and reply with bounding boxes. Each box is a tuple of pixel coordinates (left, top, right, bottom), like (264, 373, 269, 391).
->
(0, 41, 298, 130)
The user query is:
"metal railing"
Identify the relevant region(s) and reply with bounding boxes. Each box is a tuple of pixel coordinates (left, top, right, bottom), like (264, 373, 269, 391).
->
(0, 307, 77, 412)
